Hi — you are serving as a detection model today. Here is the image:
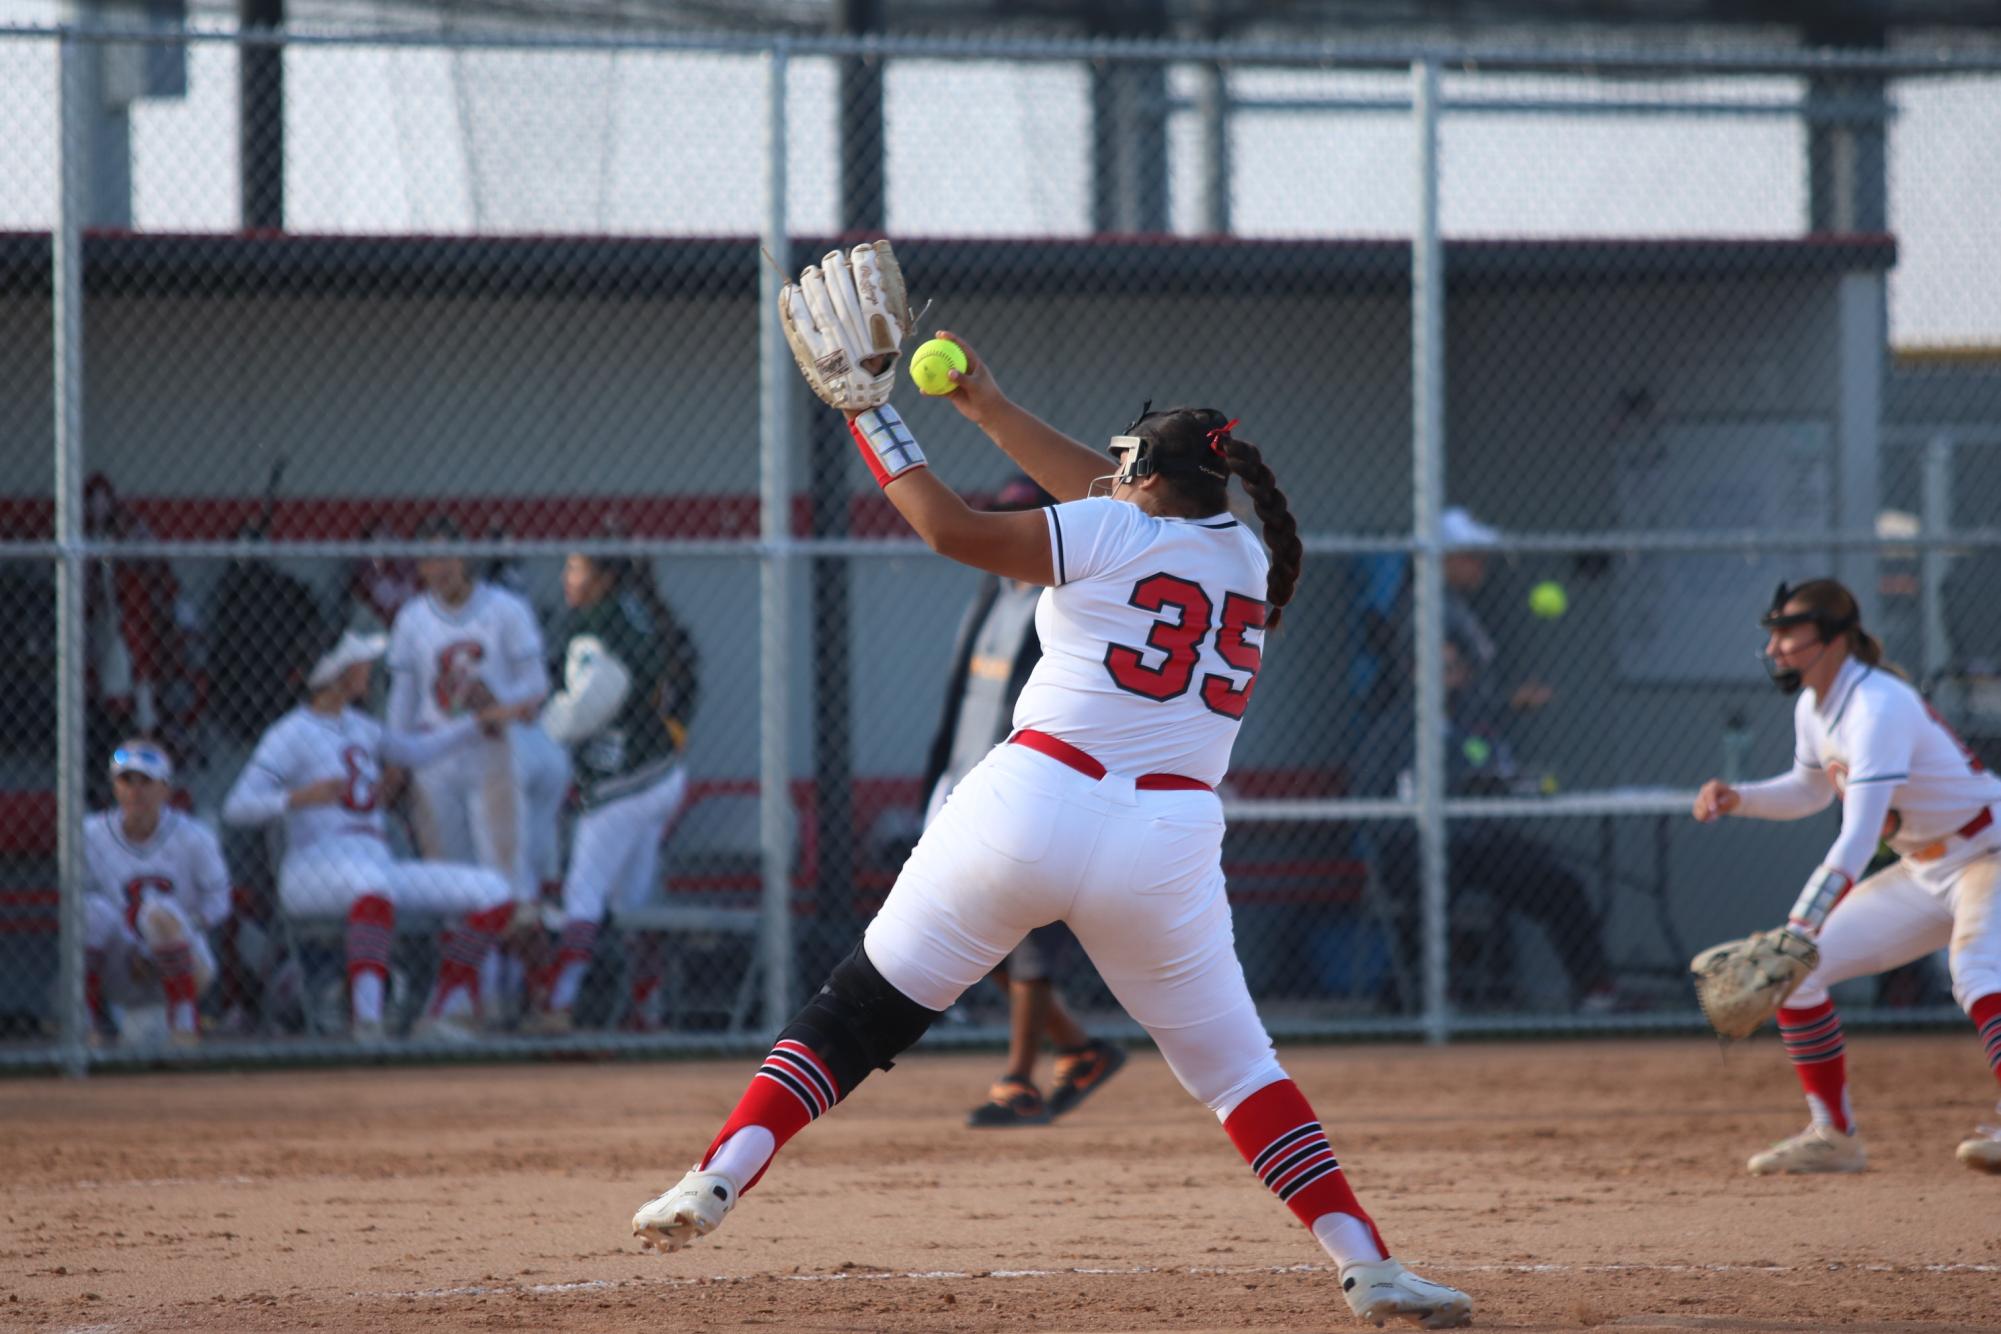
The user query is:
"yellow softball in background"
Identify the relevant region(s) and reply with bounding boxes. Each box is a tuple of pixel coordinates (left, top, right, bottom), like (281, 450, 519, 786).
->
(1529, 580, 1569, 619)
(909, 338, 968, 396)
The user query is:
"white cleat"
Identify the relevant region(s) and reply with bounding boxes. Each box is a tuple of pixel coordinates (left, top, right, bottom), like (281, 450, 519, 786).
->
(1957, 1121, 2001, 1174)
(1747, 1123, 1867, 1175)
(632, 1169, 735, 1253)
(1339, 1257, 1473, 1329)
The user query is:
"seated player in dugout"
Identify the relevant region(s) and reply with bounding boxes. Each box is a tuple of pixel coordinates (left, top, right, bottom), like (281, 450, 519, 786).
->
(628, 241, 1473, 1330)
(921, 472, 1126, 1127)
(1353, 635, 1617, 1013)
(82, 739, 232, 1046)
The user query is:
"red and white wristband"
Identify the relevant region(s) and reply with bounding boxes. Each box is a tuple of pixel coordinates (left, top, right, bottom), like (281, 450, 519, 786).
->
(849, 405, 927, 489)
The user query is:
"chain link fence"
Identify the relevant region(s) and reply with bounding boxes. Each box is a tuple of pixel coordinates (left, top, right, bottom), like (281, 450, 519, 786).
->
(2, 22, 1998, 1069)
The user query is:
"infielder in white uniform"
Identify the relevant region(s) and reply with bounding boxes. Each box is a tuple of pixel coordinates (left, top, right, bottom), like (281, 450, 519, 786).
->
(1694, 578, 2001, 1175)
(222, 626, 532, 1040)
(630, 243, 1471, 1331)
(387, 517, 569, 910)
(83, 739, 231, 1045)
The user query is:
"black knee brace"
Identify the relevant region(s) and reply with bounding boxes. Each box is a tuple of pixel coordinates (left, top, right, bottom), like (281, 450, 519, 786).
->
(777, 941, 941, 1095)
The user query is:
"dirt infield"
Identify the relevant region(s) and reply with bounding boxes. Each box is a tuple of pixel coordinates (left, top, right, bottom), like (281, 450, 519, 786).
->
(3, 1035, 1998, 1333)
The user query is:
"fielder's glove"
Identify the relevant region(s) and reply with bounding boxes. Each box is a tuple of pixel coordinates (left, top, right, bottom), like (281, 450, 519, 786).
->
(779, 240, 914, 413)
(1689, 927, 1819, 1040)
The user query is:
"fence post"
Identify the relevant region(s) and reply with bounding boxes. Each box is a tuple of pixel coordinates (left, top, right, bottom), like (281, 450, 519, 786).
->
(759, 39, 795, 1032)
(1410, 58, 1449, 1046)
(54, 29, 91, 1077)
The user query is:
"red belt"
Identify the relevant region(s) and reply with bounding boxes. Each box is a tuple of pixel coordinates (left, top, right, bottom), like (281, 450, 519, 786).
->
(1008, 729, 1212, 792)
(1910, 806, 1994, 863)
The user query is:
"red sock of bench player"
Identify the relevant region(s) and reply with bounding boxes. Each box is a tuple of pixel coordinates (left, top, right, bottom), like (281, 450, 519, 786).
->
(434, 904, 512, 1018)
(626, 932, 667, 1024)
(1971, 992, 2001, 1088)
(1778, 999, 1853, 1133)
(154, 940, 199, 1033)
(345, 894, 394, 1027)
(696, 1039, 846, 1195)
(1223, 1078, 1388, 1265)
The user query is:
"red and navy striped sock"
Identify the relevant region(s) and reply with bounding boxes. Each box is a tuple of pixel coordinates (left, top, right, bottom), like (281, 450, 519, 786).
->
(1222, 1079, 1387, 1257)
(1970, 992, 2001, 1088)
(698, 1039, 845, 1194)
(1778, 999, 1852, 1133)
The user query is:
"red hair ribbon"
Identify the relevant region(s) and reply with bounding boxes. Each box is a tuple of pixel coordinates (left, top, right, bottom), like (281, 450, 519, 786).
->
(1205, 418, 1240, 457)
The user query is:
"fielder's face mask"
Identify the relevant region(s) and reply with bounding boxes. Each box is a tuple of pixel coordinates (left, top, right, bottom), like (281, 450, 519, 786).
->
(1757, 580, 1854, 694)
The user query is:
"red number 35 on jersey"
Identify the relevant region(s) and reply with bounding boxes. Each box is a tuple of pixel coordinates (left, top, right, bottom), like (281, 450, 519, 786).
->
(1103, 573, 1265, 719)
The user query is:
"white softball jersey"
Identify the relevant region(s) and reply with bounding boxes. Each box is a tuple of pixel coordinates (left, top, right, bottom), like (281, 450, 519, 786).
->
(387, 584, 550, 732)
(1014, 496, 1271, 787)
(865, 495, 1288, 1119)
(1796, 658, 2001, 878)
(82, 808, 231, 940)
(222, 706, 509, 918)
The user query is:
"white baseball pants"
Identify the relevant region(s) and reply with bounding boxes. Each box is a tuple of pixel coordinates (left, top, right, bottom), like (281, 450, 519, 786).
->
(278, 834, 512, 919)
(1790, 839, 2001, 1011)
(561, 765, 690, 924)
(864, 741, 1285, 1116)
(408, 722, 570, 899)
(84, 892, 217, 1003)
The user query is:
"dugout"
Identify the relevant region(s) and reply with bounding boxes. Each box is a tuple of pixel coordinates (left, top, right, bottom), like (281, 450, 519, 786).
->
(0, 231, 1895, 1002)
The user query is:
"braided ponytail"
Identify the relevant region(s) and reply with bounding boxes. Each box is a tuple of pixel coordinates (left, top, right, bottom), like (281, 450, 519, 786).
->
(1218, 434, 1303, 630)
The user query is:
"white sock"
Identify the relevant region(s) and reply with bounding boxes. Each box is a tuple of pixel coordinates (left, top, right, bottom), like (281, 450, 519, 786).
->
(436, 984, 475, 1019)
(169, 1000, 197, 1033)
(352, 972, 386, 1025)
(550, 960, 589, 1012)
(702, 1126, 776, 1195)
(1312, 1212, 1385, 1267)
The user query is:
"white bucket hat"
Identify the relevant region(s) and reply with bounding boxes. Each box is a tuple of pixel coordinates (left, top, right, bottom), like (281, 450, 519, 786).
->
(308, 629, 387, 689)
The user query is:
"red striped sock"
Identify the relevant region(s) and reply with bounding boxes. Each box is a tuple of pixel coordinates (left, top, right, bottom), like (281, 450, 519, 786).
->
(1778, 999, 1852, 1133)
(1971, 992, 2001, 1087)
(155, 942, 198, 1009)
(1221, 1079, 1387, 1257)
(434, 904, 512, 1014)
(345, 894, 394, 990)
(697, 1038, 845, 1194)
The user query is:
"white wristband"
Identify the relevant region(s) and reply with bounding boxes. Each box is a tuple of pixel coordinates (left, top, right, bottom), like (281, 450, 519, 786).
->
(1786, 865, 1854, 936)
(849, 404, 927, 488)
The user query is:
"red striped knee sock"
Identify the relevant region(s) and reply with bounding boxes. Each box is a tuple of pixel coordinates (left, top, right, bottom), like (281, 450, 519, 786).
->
(345, 894, 395, 1025)
(1971, 992, 2001, 1088)
(1778, 999, 1852, 1133)
(434, 904, 512, 1017)
(154, 941, 198, 1032)
(696, 1039, 846, 1195)
(1222, 1079, 1387, 1260)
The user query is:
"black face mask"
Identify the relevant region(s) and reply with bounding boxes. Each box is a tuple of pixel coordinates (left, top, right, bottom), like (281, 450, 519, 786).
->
(1757, 580, 1855, 695)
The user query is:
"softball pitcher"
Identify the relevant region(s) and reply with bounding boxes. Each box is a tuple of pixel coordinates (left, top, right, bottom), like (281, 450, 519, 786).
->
(222, 625, 531, 1040)
(1692, 578, 2001, 1175)
(83, 739, 231, 1045)
(628, 243, 1472, 1330)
